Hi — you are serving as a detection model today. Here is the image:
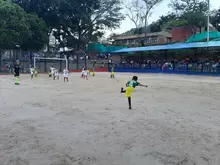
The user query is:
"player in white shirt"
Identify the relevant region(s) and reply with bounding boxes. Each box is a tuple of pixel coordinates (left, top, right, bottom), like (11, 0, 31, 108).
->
(63, 68, 69, 82)
(55, 69, 59, 80)
(83, 68, 88, 80)
(30, 67, 34, 79)
(50, 66, 56, 80)
(81, 67, 85, 79)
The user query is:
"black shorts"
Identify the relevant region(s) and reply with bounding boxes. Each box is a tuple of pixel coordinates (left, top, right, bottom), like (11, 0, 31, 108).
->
(14, 72, 19, 77)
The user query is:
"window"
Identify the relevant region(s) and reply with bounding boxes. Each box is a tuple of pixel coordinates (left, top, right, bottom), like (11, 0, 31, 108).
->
(152, 37, 157, 43)
(144, 37, 157, 44)
(122, 40, 127, 44)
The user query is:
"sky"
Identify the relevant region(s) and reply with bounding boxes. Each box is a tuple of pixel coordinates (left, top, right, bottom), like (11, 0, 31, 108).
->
(106, 0, 220, 37)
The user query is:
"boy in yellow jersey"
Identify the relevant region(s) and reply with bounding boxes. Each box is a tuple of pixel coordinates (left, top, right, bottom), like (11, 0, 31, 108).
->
(110, 67, 115, 78)
(92, 68, 95, 76)
(87, 69, 90, 75)
(34, 68, 38, 77)
(121, 76, 148, 109)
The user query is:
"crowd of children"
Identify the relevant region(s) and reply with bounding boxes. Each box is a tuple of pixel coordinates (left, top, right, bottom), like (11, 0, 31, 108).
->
(48, 66, 69, 82)
(20, 64, 146, 109)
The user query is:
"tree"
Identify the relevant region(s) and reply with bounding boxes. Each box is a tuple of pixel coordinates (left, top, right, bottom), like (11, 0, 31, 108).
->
(21, 14, 48, 51)
(0, 0, 48, 51)
(54, 0, 124, 50)
(88, 0, 124, 41)
(0, 0, 30, 50)
(123, 0, 162, 46)
(0, 0, 48, 70)
(124, 0, 163, 29)
(141, 0, 163, 27)
(169, 0, 208, 34)
(12, 0, 62, 54)
(123, 0, 144, 28)
(210, 8, 220, 31)
(150, 13, 177, 32)
(12, 0, 60, 30)
(13, 0, 124, 50)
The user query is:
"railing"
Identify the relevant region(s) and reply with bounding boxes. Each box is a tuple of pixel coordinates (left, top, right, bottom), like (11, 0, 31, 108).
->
(113, 62, 220, 75)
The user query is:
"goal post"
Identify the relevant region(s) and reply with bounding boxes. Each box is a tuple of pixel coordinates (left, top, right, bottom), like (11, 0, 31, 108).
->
(33, 56, 68, 71)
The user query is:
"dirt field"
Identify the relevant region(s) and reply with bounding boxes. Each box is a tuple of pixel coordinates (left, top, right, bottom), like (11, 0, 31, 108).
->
(0, 73, 220, 165)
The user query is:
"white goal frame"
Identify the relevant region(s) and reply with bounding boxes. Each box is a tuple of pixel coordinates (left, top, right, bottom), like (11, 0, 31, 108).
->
(33, 56, 68, 69)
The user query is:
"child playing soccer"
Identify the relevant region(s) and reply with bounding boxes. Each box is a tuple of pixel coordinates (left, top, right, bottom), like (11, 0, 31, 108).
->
(121, 76, 148, 109)
(55, 69, 59, 80)
(87, 69, 90, 75)
(63, 68, 69, 82)
(51, 67, 56, 80)
(34, 68, 38, 77)
(49, 67, 52, 77)
(92, 68, 95, 76)
(83, 68, 88, 80)
(81, 68, 85, 79)
(110, 67, 115, 79)
(30, 66, 35, 79)
(14, 60, 21, 85)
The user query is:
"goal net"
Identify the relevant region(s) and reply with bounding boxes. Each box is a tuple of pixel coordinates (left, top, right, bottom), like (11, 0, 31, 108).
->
(33, 56, 68, 73)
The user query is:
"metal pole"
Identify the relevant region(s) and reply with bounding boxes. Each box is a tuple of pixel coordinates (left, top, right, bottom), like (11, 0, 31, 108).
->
(34, 57, 36, 68)
(207, 0, 210, 42)
(84, 53, 87, 69)
(65, 55, 68, 69)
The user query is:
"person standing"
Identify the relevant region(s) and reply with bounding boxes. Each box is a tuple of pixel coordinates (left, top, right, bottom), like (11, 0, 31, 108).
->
(63, 68, 69, 82)
(110, 67, 115, 79)
(14, 60, 21, 85)
(83, 68, 88, 80)
(30, 66, 35, 79)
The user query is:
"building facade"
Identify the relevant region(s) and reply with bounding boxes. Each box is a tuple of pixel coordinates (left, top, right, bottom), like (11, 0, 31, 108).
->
(171, 26, 216, 42)
(112, 31, 172, 46)
(111, 26, 217, 46)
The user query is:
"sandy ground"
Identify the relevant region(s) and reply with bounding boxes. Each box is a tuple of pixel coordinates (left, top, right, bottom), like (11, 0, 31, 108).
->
(0, 72, 220, 165)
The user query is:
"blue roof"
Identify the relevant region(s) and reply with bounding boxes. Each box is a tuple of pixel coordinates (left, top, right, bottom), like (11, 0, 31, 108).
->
(113, 41, 220, 53)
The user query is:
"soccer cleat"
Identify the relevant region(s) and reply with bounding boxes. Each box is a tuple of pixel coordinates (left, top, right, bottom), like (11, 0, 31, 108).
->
(121, 87, 124, 93)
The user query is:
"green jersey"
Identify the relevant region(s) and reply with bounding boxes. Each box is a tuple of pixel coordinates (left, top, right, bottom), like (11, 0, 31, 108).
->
(127, 80, 140, 88)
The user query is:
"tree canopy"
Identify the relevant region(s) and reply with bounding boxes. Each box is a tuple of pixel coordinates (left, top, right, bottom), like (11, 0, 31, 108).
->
(0, 0, 29, 49)
(210, 8, 220, 31)
(13, 0, 124, 50)
(120, 0, 218, 36)
(169, 0, 208, 33)
(124, 0, 163, 28)
(2, 0, 219, 51)
(21, 14, 48, 51)
(0, 0, 48, 51)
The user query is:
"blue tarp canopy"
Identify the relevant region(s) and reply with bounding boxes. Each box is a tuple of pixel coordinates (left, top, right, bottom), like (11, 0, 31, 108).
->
(113, 41, 220, 53)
